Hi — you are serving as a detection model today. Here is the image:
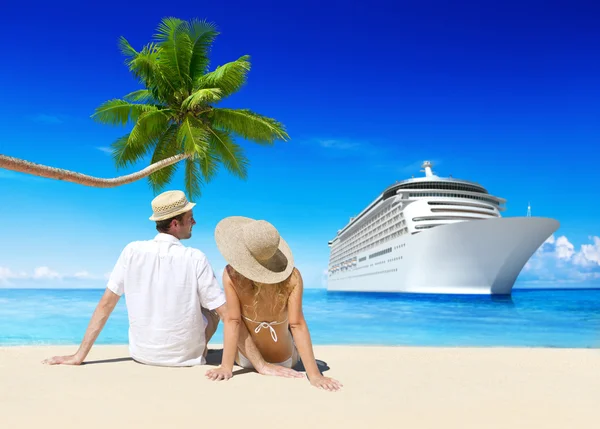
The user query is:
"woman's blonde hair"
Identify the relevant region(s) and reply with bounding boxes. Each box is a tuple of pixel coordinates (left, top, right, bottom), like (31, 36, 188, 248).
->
(227, 265, 296, 318)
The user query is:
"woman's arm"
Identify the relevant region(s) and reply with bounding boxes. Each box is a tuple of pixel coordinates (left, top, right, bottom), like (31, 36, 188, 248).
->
(288, 269, 343, 391)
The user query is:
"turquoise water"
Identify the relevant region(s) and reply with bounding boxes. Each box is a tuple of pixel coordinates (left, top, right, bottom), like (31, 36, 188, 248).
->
(0, 288, 598, 347)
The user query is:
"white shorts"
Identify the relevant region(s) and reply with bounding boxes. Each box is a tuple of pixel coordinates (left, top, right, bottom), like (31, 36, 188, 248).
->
(235, 346, 299, 369)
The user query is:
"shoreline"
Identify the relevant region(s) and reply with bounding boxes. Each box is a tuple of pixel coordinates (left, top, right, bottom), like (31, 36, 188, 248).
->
(2, 286, 600, 291)
(2, 345, 599, 428)
(2, 343, 599, 349)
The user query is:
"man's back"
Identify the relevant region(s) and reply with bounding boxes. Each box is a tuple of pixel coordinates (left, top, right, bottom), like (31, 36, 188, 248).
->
(107, 233, 225, 366)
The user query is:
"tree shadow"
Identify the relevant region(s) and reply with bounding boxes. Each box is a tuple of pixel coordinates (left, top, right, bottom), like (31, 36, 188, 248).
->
(205, 348, 331, 374)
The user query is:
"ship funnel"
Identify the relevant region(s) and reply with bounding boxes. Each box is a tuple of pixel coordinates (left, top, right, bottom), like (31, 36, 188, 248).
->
(421, 161, 435, 177)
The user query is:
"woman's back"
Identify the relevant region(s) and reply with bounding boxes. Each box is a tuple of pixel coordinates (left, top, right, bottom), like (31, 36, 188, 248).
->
(226, 265, 299, 363)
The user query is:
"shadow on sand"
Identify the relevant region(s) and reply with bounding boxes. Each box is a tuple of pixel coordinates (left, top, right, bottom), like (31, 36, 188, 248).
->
(206, 348, 331, 374)
(82, 357, 134, 365)
(79, 349, 331, 375)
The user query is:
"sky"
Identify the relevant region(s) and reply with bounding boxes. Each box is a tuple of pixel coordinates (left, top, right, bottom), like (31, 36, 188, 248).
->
(0, 0, 599, 289)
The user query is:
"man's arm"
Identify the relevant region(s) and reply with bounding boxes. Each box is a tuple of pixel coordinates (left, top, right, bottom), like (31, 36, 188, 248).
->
(42, 288, 120, 365)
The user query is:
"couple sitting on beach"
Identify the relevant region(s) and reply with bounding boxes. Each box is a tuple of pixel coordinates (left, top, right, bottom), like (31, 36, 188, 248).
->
(43, 190, 342, 392)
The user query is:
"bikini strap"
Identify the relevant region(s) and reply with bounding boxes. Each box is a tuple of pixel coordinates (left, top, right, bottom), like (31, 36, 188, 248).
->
(242, 315, 288, 342)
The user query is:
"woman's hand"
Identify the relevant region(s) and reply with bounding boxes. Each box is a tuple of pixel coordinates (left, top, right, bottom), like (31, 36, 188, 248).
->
(205, 366, 233, 381)
(309, 374, 343, 392)
(257, 362, 304, 378)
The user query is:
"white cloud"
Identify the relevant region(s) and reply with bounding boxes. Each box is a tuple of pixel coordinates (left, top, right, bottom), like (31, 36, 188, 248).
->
(73, 271, 94, 279)
(0, 267, 27, 284)
(96, 146, 112, 154)
(31, 114, 63, 124)
(32, 266, 61, 280)
(573, 236, 600, 267)
(318, 139, 361, 151)
(0, 266, 105, 286)
(521, 234, 600, 285)
(555, 236, 575, 260)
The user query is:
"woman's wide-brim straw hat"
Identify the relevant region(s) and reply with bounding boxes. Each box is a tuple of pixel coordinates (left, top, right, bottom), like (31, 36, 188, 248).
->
(149, 190, 196, 221)
(215, 216, 294, 284)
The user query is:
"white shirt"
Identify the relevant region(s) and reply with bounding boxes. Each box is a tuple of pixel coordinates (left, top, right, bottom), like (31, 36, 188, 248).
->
(106, 233, 226, 366)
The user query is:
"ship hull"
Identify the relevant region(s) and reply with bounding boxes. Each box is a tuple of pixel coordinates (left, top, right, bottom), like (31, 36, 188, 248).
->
(326, 217, 559, 295)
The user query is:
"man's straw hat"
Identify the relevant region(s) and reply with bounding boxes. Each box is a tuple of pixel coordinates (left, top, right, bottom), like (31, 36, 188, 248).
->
(149, 190, 196, 221)
(215, 216, 294, 284)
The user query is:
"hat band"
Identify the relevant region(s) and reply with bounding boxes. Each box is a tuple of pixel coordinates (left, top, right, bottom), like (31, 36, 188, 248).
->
(153, 197, 189, 218)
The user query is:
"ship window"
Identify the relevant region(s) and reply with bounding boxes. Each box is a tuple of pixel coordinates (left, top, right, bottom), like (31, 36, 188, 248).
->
(395, 181, 488, 194)
(369, 247, 392, 259)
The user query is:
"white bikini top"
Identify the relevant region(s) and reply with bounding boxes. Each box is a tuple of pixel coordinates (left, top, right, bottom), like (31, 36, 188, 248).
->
(242, 315, 288, 342)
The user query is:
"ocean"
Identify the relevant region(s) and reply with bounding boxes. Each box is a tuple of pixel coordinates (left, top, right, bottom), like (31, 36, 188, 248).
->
(0, 288, 598, 348)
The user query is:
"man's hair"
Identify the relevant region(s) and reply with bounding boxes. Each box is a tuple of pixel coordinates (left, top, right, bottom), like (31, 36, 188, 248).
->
(155, 213, 186, 233)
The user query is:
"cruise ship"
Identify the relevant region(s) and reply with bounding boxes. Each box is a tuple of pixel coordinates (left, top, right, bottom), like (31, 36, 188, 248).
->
(326, 161, 559, 295)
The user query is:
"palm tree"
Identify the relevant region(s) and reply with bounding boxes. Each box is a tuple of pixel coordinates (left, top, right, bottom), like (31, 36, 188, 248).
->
(0, 17, 289, 198)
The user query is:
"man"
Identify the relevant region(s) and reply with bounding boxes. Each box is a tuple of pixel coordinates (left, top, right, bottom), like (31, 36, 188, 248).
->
(43, 190, 302, 381)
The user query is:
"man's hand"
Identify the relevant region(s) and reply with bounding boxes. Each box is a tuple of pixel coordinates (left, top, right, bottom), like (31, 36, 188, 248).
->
(205, 366, 233, 381)
(309, 374, 343, 392)
(257, 362, 304, 378)
(42, 354, 84, 366)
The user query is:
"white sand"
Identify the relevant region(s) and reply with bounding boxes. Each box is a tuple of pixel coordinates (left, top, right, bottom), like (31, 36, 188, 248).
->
(1, 345, 599, 428)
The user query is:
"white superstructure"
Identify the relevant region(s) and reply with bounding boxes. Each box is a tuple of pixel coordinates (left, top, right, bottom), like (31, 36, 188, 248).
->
(326, 161, 559, 295)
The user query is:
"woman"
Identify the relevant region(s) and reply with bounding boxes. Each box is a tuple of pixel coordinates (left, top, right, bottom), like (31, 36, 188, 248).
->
(205, 216, 342, 391)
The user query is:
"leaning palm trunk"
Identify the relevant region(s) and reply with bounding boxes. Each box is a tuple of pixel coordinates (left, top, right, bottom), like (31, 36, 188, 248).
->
(0, 153, 188, 188)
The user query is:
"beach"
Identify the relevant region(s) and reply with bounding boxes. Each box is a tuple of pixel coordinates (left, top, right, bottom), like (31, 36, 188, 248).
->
(1, 345, 598, 429)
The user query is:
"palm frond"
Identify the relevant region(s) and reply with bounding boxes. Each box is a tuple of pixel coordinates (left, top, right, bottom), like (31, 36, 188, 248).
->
(147, 124, 181, 192)
(187, 19, 219, 80)
(154, 17, 193, 92)
(198, 147, 220, 183)
(195, 55, 251, 96)
(111, 133, 154, 168)
(91, 100, 158, 126)
(123, 89, 161, 104)
(127, 110, 172, 153)
(123, 43, 180, 104)
(121, 41, 161, 86)
(118, 36, 138, 58)
(207, 128, 248, 179)
(184, 157, 203, 199)
(181, 88, 222, 111)
(210, 108, 289, 144)
(117, 38, 177, 106)
(177, 116, 210, 156)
